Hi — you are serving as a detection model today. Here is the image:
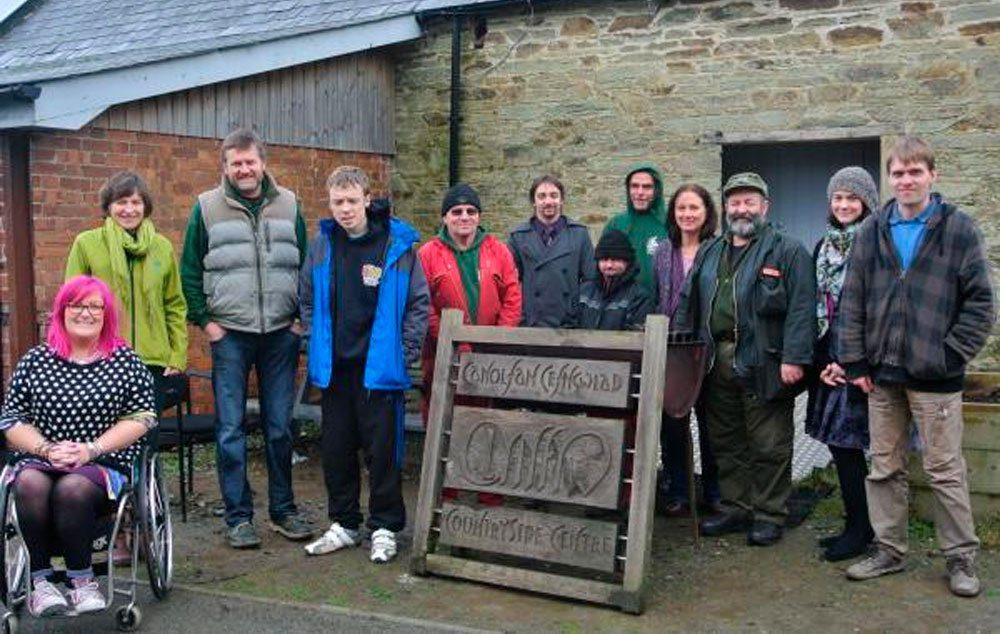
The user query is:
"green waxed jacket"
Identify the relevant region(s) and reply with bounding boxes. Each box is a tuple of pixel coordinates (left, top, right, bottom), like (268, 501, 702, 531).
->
(65, 227, 188, 370)
(675, 222, 817, 402)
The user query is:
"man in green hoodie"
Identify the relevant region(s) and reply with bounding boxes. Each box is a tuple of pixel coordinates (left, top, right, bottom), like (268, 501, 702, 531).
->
(601, 163, 670, 296)
(180, 128, 312, 549)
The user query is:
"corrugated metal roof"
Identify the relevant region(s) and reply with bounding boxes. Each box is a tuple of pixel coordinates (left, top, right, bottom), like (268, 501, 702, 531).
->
(0, 0, 510, 84)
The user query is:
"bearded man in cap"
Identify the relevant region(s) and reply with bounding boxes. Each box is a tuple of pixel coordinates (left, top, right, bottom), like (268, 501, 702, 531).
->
(675, 172, 816, 546)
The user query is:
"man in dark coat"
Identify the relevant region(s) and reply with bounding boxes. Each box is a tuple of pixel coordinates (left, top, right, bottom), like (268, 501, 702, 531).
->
(839, 137, 995, 597)
(676, 172, 816, 546)
(508, 175, 595, 327)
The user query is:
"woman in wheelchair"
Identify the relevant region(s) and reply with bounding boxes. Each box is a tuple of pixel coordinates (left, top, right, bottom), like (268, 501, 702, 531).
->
(0, 276, 156, 618)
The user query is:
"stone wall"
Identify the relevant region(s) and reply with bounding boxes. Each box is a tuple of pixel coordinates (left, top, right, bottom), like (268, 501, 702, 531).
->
(21, 126, 391, 404)
(393, 0, 1000, 367)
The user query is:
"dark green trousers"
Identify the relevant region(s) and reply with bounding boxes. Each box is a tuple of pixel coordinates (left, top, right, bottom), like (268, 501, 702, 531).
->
(702, 341, 794, 524)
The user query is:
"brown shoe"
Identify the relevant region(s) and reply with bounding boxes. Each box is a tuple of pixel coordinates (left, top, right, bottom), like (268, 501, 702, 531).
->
(946, 554, 981, 598)
(846, 548, 904, 581)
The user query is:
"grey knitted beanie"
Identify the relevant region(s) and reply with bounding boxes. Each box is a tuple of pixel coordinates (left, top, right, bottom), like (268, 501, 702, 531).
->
(827, 166, 879, 213)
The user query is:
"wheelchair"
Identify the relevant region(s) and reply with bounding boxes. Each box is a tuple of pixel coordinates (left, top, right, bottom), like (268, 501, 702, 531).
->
(0, 443, 173, 632)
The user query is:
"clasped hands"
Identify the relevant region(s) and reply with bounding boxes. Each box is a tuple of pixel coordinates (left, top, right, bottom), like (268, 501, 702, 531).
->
(45, 441, 97, 470)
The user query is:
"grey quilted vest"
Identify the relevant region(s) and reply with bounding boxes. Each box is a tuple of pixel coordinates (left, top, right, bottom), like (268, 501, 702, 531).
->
(198, 178, 300, 333)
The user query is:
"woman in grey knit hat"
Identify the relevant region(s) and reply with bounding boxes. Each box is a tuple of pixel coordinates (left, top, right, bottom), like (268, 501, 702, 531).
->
(805, 166, 879, 561)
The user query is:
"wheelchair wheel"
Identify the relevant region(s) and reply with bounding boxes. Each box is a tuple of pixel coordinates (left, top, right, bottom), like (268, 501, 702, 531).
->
(0, 484, 27, 613)
(138, 452, 172, 599)
(115, 604, 142, 631)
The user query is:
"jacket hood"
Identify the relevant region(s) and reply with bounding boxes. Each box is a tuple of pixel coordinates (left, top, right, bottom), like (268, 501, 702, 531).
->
(623, 161, 667, 224)
(318, 216, 419, 267)
(437, 225, 487, 252)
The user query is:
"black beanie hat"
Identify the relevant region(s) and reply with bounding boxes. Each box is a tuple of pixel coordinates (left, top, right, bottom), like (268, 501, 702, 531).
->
(441, 183, 482, 216)
(594, 229, 635, 262)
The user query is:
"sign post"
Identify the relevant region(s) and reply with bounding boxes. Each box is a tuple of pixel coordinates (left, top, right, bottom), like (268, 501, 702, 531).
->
(410, 310, 668, 613)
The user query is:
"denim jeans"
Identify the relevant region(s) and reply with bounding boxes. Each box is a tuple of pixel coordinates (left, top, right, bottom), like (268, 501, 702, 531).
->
(210, 327, 300, 527)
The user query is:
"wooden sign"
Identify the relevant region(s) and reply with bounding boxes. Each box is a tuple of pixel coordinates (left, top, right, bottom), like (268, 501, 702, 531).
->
(438, 503, 619, 572)
(443, 407, 624, 509)
(411, 313, 669, 614)
(455, 353, 632, 408)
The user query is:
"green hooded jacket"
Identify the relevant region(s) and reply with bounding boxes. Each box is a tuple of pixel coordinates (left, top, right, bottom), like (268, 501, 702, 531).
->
(601, 162, 669, 295)
(437, 226, 487, 323)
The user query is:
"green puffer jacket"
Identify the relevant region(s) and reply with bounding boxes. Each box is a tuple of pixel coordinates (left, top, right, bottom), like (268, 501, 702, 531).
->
(675, 222, 816, 401)
(65, 228, 188, 370)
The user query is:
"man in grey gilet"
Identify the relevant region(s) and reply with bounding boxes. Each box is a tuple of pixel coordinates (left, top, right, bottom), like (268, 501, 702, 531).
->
(180, 128, 313, 548)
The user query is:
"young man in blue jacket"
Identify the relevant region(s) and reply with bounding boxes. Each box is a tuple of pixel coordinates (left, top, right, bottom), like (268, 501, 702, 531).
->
(299, 166, 429, 564)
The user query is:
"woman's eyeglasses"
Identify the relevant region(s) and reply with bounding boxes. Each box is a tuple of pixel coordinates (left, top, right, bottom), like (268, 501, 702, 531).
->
(67, 303, 106, 316)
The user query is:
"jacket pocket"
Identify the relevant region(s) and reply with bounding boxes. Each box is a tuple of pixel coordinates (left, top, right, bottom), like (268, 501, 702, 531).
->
(755, 275, 787, 317)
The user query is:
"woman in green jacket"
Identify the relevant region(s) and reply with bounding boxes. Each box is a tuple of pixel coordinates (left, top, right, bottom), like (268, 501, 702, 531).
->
(65, 170, 188, 409)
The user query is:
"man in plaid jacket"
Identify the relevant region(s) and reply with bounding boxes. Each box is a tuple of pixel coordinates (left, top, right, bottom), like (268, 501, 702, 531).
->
(838, 136, 995, 597)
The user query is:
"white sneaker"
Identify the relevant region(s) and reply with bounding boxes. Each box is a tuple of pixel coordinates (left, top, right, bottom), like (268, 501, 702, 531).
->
(370, 528, 397, 564)
(28, 578, 69, 617)
(66, 578, 105, 615)
(303, 522, 360, 556)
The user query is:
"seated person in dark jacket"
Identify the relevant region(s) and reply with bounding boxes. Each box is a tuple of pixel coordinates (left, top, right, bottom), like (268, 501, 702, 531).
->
(568, 229, 653, 331)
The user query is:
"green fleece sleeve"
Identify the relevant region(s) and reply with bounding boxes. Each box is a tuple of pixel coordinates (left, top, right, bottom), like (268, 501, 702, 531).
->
(180, 202, 210, 328)
(295, 201, 308, 266)
(64, 235, 92, 280)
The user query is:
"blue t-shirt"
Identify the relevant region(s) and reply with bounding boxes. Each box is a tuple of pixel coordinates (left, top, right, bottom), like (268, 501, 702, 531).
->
(889, 197, 938, 272)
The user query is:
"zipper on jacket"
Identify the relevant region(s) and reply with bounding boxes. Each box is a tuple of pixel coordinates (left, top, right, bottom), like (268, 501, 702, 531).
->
(252, 215, 266, 334)
(731, 262, 740, 371)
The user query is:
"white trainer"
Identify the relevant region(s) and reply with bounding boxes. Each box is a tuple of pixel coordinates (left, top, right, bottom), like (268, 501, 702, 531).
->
(66, 578, 105, 615)
(370, 528, 397, 564)
(28, 578, 69, 617)
(303, 522, 360, 556)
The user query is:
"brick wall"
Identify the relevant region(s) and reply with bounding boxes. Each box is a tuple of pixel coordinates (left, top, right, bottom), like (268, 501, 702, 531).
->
(26, 126, 391, 408)
(393, 0, 1000, 368)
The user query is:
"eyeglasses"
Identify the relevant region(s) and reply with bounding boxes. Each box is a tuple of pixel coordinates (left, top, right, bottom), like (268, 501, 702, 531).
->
(447, 206, 480, 218)
(67, 303, 106, 317)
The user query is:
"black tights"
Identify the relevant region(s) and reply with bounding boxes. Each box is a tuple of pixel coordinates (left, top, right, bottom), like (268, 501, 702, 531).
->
(14, 469, 109, 574)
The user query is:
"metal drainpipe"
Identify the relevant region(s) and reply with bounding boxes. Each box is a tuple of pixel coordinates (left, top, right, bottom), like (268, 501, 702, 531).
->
(448, 13, 463, 187)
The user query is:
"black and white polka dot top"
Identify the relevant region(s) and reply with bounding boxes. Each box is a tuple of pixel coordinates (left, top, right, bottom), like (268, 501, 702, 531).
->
(0, 345, 156, 470)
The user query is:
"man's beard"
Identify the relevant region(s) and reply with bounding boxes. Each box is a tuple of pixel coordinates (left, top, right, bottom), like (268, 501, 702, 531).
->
(728, 215, 763, 239)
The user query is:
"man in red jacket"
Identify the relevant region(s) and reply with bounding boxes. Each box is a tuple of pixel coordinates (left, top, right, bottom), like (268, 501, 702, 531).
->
(418, 183, 522, 504)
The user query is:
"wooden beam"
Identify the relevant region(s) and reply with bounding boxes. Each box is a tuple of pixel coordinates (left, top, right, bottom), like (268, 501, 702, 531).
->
(424, 554, 622, 606)
(0, 132, 35, 379)
(700, 124, 903, 146)
(452, 324, 646, 351)
(620, 314, 668, 610)
(410, 309, 464, 575)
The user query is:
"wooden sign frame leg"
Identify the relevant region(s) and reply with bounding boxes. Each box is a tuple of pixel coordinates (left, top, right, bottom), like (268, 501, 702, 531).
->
(410, 310, 463, 574)
(615, 315, 668, 614)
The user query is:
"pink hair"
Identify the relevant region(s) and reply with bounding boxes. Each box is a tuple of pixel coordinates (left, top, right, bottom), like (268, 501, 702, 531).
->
(47, 275, 125, 360)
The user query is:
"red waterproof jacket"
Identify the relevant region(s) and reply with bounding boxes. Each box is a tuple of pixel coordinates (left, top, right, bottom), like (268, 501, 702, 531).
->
(417, 234, 522, 419)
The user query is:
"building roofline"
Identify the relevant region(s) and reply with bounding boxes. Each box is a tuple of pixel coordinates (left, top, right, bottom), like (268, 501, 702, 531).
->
(0, 13, 422, 130)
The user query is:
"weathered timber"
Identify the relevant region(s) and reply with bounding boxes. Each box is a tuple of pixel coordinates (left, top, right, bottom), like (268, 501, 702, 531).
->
(424, 554, 623, 606)
(438, 503, 619, 572)
(411, 310, 464, 575)
(452, 324, 646, 351)
(455, 352, 632, 407)
(443, 406, 625, 509)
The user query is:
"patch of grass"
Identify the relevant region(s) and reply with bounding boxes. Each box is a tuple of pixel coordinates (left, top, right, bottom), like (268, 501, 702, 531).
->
(367, 584, 394, 602)
(977, 513, 1000, 551)
(798, 464, 839, 494)
(907, 516, 936, 546)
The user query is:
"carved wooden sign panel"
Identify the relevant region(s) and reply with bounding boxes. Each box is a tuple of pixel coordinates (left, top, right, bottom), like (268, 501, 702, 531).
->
(438, 503, 619, 572)
(443, 407, 624, 509)
(455, 353, 632, 408)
